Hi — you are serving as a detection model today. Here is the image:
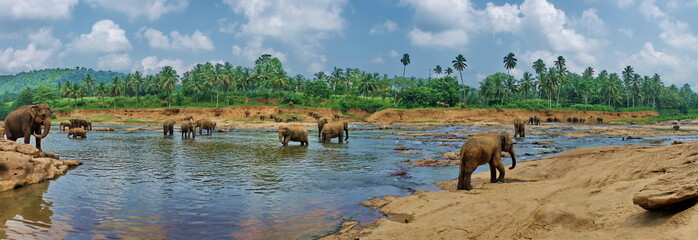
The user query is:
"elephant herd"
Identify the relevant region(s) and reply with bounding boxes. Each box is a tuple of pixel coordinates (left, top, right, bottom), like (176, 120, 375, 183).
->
(162, 118, 217, 138)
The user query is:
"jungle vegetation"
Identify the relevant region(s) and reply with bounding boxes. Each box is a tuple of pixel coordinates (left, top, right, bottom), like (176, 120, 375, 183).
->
(0, 53, 696, 120)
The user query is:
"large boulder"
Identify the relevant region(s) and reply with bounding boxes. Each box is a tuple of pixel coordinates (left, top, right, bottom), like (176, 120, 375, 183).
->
(0, 139, 81, 192)
(632, 163, 698, 210)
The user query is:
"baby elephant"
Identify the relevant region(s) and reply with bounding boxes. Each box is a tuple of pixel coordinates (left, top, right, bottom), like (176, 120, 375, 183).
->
(278, 125, 309, 146)
(163, 120, 176, 136)
(67, 128, 87, 138)
(457, 132, 516, 190)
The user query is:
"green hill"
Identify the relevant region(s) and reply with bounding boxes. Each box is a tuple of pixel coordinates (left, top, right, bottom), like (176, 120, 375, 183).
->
(0, 68, 126, 94)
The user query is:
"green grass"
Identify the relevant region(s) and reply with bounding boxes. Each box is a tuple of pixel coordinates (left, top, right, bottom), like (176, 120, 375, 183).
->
(410, 120, 438, 123)
(341, 112, 366, 121)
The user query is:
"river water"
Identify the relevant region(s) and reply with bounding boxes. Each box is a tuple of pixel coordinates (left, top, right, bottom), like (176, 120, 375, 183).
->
(1, 124, 696, 239)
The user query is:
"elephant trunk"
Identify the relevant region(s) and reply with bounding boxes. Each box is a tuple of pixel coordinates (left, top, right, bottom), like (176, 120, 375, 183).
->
(278, 132, 285, 144)
(39, 118, 51, 138)
(508, 149, 516, 170)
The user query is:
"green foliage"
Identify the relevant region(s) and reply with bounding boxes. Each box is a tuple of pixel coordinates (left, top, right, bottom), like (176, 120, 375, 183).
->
(334, 96, 390, 113)
(398, 86, 439, 108)
(0, 68, 124, 94)
(305, 80, 332, 100)
(12, 88, 35, 109)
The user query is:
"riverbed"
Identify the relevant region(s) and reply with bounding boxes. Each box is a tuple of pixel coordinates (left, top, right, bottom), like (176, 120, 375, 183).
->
(1, 123, 696, 239)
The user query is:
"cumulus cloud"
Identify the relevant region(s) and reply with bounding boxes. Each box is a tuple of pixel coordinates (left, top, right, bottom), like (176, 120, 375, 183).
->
(619, 28, 634, 38)
(97, 53, 132, 71)
(570, 9, 608, 36)
(0, 0, 78, 36)
(0, 28, 62, 73)
(408, 28, 469, 49)
(137, 56, 187, 75)
(223, 0, 347, 73)
(217, 18, 237, 33)
(85, 0, 188, 20)
(616, 0, 636, 8)
(622, 42, 698, 87)
(70, 19, 131, 53)
(137, 27, 214, 51)
(231, 37, 287, 64)
(369, 20, 398, 34)
(639, 0, 698, 51)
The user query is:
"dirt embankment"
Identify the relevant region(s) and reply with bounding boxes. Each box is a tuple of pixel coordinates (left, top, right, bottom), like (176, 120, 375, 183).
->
(366, 108, 658, 123)
(326, 141, 698, 240)
(57, 107, 658, 127)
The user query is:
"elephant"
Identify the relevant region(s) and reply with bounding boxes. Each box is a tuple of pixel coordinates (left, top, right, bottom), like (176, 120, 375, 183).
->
(457, 132, 517, 190)
(513, 117, 525, 137)
(69, 118, 91, 130)
(180, 121, 196, 138)
(278, 125, 309, 146)
(528, 116, 540, 125)
(597, 117, 604, 124)
(321, 122, 349, 143)
(59, 120, 71, 131)
(195, 119, 216, 134)
(317, 117, 331, 138)
(4, 103, 52, 151)
(67, 128, 87, 138)
(333, 114, 341, 121)
(245, 110, 251, 117)
(673, 124, 680, 130)
(163, 120, 176, 136)
(86, 120, 92, 130)
(288, 101, 294, 108)
(183, 116, 193, 121)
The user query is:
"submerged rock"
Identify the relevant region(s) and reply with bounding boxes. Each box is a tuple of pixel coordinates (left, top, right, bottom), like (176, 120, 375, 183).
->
(440, 151, 460, 160)
(642, 139, 667, 144)
(672, 140, 683, 145)
(633, 164, 698, 210)
(410, 158, 457, 167)
(0, 139, 81, 192)
(394, 145, 409, 150)
(92, 127, 115, 131)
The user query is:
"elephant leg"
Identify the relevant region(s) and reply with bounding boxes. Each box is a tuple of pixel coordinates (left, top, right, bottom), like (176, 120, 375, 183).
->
(489, 161, 498, 183)
(23, 131, 31, 144)
(457, 162, 469, 190)
(35, 137, 42, 150)
(522, 127, 525, 137)
(494, 158, 506, 183)
(338, 132, 344, 143)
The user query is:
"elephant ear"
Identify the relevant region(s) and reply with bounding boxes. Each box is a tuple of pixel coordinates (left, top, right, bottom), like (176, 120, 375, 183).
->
(28, 105, 39, 119)
(500, 133, 510, 149)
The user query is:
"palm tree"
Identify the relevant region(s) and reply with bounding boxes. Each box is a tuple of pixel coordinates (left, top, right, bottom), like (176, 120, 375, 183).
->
(583, 67, 595, 78)
(83, 73, 95, 96)
(533, 59, 546, 76)
(553, 56, 567, 107)
(434, 65, 442, 78)
(445, 67, 453, 76)
(519, 72, 534, 99)
(158, 66, 178, 107)
(131, 71, 143, 108)
(400, 53, 410, 78)
(95, 82, 107, 106)
(503, 52, 517, 76)
(622, 65, 635, 107)
(108, 76, 122, 108)
(452, 54, 468, 106)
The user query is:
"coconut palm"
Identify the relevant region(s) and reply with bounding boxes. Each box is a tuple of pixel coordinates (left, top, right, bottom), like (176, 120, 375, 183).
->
(532, 59, 546, 76)
(108, 76, 122, 108)
(519, 72, 535, 99)
(400, 53, 410, 78)
(445, 67, 453, 76)
(622, 65, 635, 107)
(158, 66, 178, 107)
(434, 65, 442, 78)
(131, 71, 143, 108)
(82, 73, 95, 96)
(452, 54, 468, 106)
(503, 52, 517, 76)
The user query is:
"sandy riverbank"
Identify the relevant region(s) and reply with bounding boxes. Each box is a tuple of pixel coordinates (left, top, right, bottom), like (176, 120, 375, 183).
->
(323, 140, 698, 239)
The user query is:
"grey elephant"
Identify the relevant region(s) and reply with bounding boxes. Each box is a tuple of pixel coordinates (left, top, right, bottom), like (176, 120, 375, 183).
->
(195, 119, 216, 134)
(59, 120, 71, 132)
(513, 117, 525, 137)
(180, 121, 196, 138)
(4, 103, 52, 151)
(163, 120, 176, 136)
(457, 132, 517, 190)
(321, 122, 349, 143)
(67, 128, 87, 138)
(317, 117, 331, 138)
(278, 125, 309, 146)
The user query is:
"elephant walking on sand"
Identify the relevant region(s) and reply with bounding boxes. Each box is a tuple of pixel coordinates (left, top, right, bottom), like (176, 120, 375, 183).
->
(457, 132, 517, 190)
(278, 125, 309, 146)
(163, 120, 176, 136)
(317, 117, 331, 138)
(180, 121, 196, 138)
(513, 117, 525, 137)
(321, 122, 349, 143)
(4, 103, 52, 151)
(67, 128, 87, 138)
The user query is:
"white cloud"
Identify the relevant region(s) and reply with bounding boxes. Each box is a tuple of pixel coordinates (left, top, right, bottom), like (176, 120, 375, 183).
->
(369, 20, 398, 34)
(137, 56, 186, 75)
(0, 0, 78, 20)
(570, 9, 608, 36)
(70, 19, 131, 53)
(218, 18, 237, 33)
(371, 56, 384, 63)
(85, 0, 188, 20)
(389, 50, 398, 57)
(408, 28, 469, 49)
(223, 0, 347, 73)
(639, 0, 666, 19)
(616, 0, 635, 8)
(138, 27, 214, 51)
(231, 37, 287, 64)
(638, 0, 698, 51)
(623, 42, 698, 87)
(97, 53, 132, 71)
(481, 2, 522, 32)
(0, 28, 62, 73)
(619, 28, 634, 38)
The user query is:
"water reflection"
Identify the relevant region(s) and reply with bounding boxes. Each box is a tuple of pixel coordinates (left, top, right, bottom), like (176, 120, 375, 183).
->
(0, 182, 72, 239)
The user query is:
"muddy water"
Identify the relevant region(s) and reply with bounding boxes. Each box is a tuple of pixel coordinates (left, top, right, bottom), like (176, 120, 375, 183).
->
(0, 124, 696, 239)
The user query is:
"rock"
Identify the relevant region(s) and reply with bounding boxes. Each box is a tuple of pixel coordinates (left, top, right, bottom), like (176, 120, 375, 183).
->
(633, 164, 698, 210)
(395, 151, 421, 154)
(440, 151, 460, 160)
(338, 221, 359, 234)
(361, 198, 390, 209)
(389, 170, 410, 178)
(625, 136, 643, 140)
(532, 141, 555, 145)
(0, 139, 81, 192)
(123, 127, 146, 131)
(672, 140, 683, 145)
(411, 158, 450, 167)
(92, 127, 115, 131)
(394, 145, 409, 150)
(642, 139, 667, 144)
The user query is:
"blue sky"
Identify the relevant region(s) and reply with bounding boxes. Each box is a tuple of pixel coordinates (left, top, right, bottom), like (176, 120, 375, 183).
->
(1, 0, 697, 88)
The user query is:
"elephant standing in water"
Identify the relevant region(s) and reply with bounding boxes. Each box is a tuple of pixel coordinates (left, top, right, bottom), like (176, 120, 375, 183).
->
(4, 103, 52, 151)
(59, 121, 71, 132)
(163, 120, 176, 136)
(513, 117, 525, 137)
(457, 132, 517, 190)
(67, 128, 87, 138)
(180, 121, 196, 138)
(196, 119, 216, 134)
(321, 122, 349, 143)
(278, 125, 309, 146)
(317, 117, 331, 138)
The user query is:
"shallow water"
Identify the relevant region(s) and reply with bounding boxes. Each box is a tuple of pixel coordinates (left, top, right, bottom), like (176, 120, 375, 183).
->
(1, 124, 695, 239)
